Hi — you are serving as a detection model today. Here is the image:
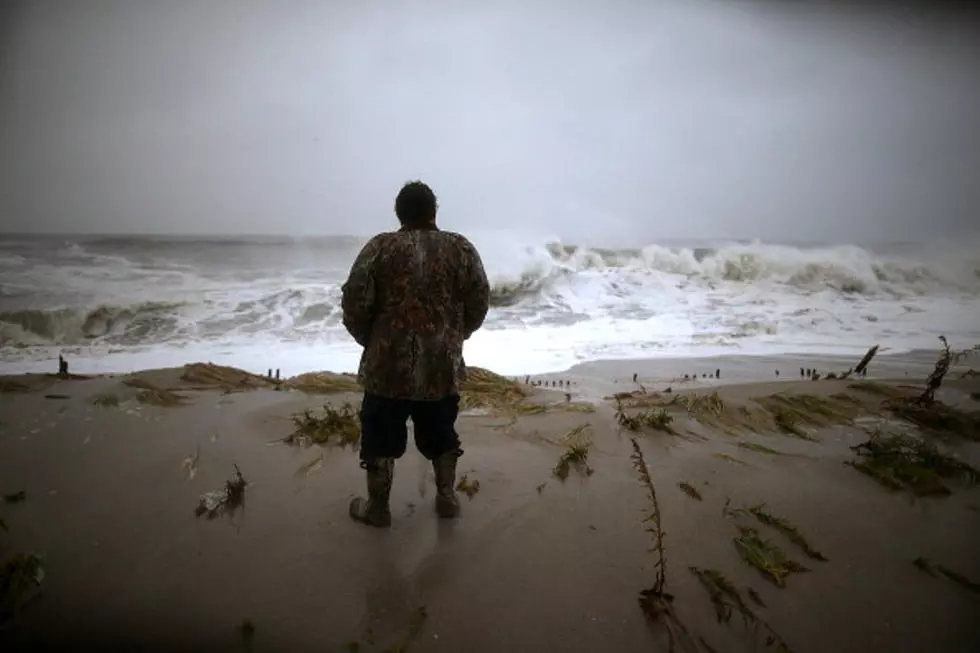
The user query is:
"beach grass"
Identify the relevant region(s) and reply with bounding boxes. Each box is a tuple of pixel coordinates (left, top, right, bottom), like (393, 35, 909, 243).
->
(846, 429, 979, 496)
(285, 402, 361, 448)
(689, 566, 794, 652)
(459, 367, 528, 411)
(733, 525, 810, 588)
(553, 424, 593, 481)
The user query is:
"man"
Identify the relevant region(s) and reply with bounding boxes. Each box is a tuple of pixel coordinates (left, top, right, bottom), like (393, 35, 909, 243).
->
(341, 180, 491, 528)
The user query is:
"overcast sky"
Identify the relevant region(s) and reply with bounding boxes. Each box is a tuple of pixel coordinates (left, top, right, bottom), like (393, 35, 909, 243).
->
(0, 0, 978, 245)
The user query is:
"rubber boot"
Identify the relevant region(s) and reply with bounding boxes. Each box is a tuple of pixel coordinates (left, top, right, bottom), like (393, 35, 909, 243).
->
(433, 448, 462, 518)
(349, 458, 394, 528)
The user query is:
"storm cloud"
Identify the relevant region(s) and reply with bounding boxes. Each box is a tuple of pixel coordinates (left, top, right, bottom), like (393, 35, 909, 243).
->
(1, 0, 978, 245)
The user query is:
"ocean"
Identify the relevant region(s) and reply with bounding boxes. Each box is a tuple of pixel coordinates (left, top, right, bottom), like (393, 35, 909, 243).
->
(1, 233, 978, 377)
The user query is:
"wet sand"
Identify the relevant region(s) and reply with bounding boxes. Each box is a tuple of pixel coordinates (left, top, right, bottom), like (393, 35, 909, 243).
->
(1, 355, 979, 652)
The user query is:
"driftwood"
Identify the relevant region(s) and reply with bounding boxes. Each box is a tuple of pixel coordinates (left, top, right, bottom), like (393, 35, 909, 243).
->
(917, 337, 953, 405)
(854, 345, 879, 377)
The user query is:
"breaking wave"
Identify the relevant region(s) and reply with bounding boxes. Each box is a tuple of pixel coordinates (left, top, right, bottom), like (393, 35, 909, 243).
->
(1, 235, 978, 364)
(483, 240, 980, 306)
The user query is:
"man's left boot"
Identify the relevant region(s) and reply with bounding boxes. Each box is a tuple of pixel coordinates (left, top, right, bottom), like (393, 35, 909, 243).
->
(433, 448, 462, 519)
(349, 458, 394, 528)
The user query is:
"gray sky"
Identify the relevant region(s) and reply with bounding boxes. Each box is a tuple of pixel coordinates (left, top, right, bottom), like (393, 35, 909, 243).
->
(1, 0, 978, 245)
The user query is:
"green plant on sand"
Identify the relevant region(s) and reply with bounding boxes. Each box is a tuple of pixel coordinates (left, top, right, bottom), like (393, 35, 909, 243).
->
(616, 401, 675, 433)
(733, 525, 810, 588)
(553, 425, 594, 481)
(752, 393, 860, 440)
(195, 465, 248, 520)
(285, 402, 361, 448)
(689, 567, 794, 653)
(629, 439, 712, 653)
(741, 504, 827, 561)
(455, 475, 481, 499)
(846, 429, 979, 497)
(886, 400, 980, 441)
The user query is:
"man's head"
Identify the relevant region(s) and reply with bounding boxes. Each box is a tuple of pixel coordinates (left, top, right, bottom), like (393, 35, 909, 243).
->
(394, 180, 438, 228)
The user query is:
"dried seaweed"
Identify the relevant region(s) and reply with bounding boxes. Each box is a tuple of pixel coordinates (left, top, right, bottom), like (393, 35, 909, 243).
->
(689, 567, 793, 652)
(733, 526, 810, 587)
(285, 402, 361, 448)
(678, 482, 703, 501)
(847, 430, 978, 496)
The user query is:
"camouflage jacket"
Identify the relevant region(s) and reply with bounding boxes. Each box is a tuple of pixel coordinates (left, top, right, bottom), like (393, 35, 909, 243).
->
(341, 225, 490, 400)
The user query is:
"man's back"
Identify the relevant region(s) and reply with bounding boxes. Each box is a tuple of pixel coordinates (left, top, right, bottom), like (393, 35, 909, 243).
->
(341, 226, 490, 400)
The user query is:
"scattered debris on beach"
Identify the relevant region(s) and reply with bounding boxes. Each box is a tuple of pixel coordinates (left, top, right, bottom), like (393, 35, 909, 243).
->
(678, 482, 703, 501)
(752, 393, 860, 440)
(886, 400, 980, 441)
(455, 474, 481, 499)
(180, 446, 200, 481)
(512, 402, 548, 415)
(846, 429, 978, 496)
(615, 401, 675, 433)
(733, 525, 810, 588)
(553, 425, 594, 481)
(726, 503, 827, 561)
(630, 440, 671, 617)
(195, 465, 248, 519)
(689, 566, 794, 653)
(629, 439, 713, 653)
(913, 557, 980, 595)
(285, 402, 361, 448)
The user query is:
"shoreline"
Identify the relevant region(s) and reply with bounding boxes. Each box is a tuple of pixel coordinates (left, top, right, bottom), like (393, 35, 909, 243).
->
(0, 345, 947, 385)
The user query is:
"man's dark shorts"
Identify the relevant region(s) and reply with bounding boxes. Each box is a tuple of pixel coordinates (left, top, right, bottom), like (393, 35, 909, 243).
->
(359, 393, 461, 462)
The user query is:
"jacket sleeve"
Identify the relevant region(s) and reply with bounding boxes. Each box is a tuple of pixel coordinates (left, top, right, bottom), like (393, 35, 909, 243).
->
(459, 237, 490, 339)
(341, 236, 384, 347)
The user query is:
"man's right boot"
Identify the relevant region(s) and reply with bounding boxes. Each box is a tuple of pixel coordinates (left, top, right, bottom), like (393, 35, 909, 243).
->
(433, 448, 462, 519)
(349, 458, 394, 528)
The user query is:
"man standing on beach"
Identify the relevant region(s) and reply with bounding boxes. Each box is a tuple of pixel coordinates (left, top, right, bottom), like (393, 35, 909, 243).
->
(340, 181, 491, 528)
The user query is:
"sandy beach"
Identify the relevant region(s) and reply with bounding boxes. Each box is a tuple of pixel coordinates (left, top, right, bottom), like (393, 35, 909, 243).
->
(1, 352, 979, 653)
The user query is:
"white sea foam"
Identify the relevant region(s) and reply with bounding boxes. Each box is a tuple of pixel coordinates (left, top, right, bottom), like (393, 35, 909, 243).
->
(1, 234, 978, 375)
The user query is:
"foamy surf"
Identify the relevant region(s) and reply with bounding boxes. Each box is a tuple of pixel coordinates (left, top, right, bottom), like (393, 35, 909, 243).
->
(1, 234, 978, 375)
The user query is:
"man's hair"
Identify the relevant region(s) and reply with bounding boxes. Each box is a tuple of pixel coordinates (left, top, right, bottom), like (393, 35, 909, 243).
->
(394, 180, 438, 226)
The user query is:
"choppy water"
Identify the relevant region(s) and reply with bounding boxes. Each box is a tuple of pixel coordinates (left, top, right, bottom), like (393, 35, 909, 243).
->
(1, 233, 978, 376)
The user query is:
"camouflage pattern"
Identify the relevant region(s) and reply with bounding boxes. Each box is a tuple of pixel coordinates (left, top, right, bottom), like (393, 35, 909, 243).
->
(341, 225, 490, 400)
